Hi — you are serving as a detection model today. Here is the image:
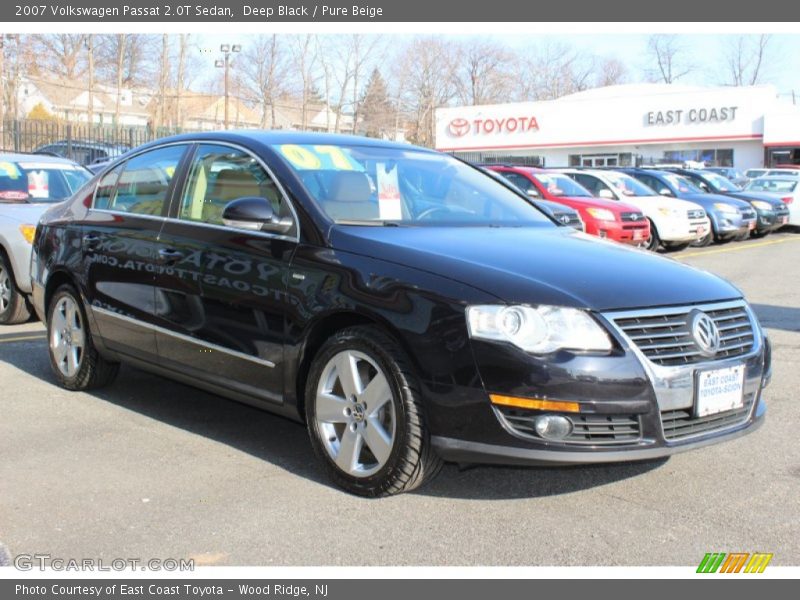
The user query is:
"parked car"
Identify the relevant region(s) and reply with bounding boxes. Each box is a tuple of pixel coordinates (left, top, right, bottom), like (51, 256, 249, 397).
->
(487, 166, 649, 246)
(744, 168, 768, 179)
(743, 177, 800, 227)
(619, 169, 757, 247)
(0, 153, 92, 323)
(765, 169, 800, 177)
(31, 132, 770, 496)
(663, 168, 790, 238)
(555, 168, 709, 251)
(33, 140, 130, 167)
(702, 167, 749, 189)
(481, 167, 584, 231)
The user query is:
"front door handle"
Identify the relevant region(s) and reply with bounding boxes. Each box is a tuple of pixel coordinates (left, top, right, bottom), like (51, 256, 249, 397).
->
(157, 248, 184, 265)
(82, 234, 100, 250)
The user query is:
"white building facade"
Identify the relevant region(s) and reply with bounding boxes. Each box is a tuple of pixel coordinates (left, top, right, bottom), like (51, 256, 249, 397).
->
(435, 84, 800, 170)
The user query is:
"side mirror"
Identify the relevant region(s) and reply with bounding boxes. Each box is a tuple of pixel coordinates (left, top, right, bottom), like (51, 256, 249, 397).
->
(598, 189, 614, 199)
(659, 188, 674, 197)
(526, 187, 541, 198)
(221, 196, 293, 234)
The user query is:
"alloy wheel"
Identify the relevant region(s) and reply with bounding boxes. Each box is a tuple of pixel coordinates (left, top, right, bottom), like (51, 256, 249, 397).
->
(314, 350, 396, 478)
(49, 296, 86, 377)
(0, 265, 10, 313)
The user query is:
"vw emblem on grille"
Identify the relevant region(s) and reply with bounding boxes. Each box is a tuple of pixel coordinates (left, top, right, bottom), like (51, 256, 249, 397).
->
(690, 311, 721, 357)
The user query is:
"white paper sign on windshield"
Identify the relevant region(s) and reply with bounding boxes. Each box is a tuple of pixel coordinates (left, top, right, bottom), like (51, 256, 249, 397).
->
(377, 163, 402, 220)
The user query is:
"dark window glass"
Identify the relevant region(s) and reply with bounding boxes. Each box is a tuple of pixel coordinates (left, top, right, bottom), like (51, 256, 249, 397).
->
(108, 145, 185, 215)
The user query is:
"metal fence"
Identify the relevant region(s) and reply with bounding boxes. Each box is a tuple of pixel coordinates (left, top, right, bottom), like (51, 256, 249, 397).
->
(0, 119, 196, 164)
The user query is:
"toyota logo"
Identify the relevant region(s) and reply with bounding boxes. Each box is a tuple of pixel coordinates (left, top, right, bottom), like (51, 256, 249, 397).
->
(690, 311, 721, 357)
(559, 214, 571, 224)
(448, 118, 471, 137)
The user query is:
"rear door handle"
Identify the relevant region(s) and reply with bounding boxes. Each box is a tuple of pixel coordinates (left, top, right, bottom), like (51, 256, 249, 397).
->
(82, 234, 100, 249)
(157, 248, 184, 265)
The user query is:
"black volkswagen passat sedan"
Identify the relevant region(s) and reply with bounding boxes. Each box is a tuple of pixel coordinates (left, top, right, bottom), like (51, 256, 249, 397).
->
(31, 132, 770, 496)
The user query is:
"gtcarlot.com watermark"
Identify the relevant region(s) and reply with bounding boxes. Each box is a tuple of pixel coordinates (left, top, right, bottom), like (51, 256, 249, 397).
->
(13, 554, 194, 572)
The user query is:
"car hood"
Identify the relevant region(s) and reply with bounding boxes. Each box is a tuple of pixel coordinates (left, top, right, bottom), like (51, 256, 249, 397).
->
(330, 225, 741, 311)
(680, 193, 751, 209)
(0, 202, 51, 224)
(619, 195, 703, 214)
(724, 191, 786, 207)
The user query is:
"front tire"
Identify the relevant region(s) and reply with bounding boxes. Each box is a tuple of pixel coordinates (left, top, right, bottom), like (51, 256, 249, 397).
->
(0, 252, 31, 325)
(305, 326, 442, 497)
(690, 231, 713, 247)
(47, 285, 119, 390)
(645, 220, 661, 251)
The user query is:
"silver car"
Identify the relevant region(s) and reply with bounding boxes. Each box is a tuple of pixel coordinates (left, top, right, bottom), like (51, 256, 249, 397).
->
(0, 153, 91, 323)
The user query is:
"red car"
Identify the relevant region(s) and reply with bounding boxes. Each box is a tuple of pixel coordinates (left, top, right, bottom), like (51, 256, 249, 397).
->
(488, 165, 651, 246)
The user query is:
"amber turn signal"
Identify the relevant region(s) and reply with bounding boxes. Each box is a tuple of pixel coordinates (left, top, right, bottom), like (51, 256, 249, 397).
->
(489, 393, 581, 413)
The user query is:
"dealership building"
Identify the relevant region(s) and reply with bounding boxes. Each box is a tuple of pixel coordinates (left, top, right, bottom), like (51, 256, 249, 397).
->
(435, 84, 800, 169)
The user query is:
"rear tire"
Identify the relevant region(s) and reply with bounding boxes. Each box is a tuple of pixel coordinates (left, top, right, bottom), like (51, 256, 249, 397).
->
(305, 325, 442, 497)
(0, 251, 31, 325)
(47, 284, 119, 390)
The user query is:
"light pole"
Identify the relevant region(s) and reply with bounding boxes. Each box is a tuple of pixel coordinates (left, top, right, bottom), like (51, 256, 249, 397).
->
(215, 43, 241, 130)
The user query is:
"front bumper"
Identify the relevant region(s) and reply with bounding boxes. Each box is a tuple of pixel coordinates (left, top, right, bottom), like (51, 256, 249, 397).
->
(427, 300, 769, 466)
(585, 219, 650, 245)
(657, 216, 711, 243)
(754, 208, 791, 233)
(713, 213, 756, 238)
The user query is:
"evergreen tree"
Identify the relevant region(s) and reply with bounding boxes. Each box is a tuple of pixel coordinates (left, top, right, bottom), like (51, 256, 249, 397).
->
(359, 68, 395, 139)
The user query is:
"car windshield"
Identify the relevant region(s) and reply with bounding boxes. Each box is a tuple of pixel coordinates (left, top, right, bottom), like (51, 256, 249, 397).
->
(0, 160, 91, 203)
(271, 144, 552, 226)
(746, 179, 798, 193)
(663, 173, 703, 194)
(604, 172, 656, 197)
(701, 172, 738, 192)
(531, 173, 591, 197)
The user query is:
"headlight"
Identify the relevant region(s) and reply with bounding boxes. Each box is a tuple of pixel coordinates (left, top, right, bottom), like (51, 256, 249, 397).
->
(466, 305, 613, 354)
(657, 207, 681, 217)
(586, 207, 616, 221)
(751, 200, 771, 211)
(19, 224, 36, 244)
(713, 202, 739, 214)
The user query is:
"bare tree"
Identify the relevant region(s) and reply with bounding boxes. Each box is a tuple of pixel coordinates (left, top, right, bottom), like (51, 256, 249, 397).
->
(645, 34, 694, 84)
(722, 34, 773, 86)
(112, 34, 127, 126)
(241, 35, 290, 128)
(517, 41, 595, 101)
(289, 34, 319, 130)
(394, 37, 459, 147)
(452, 39, 516, 105)
(595, 57, 628, 87)
(86, 35, 95, 126)
(34, 34, 88, 79)
(153, 34, 170, 131)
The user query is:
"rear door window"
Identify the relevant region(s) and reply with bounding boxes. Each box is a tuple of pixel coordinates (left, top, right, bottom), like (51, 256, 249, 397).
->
(107, 145, 186, 216)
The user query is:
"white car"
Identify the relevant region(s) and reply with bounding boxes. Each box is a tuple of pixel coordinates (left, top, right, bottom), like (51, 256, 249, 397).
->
(0, 154, 91, 323)
(744, 176, 800, 227)
(555, 169, 710, 251)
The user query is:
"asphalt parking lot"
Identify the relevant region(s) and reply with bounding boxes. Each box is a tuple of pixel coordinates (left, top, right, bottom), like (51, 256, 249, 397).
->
(1, 231, 799, 567)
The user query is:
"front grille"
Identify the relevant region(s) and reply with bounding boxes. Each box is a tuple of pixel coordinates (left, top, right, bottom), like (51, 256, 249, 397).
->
(661, 394, 754, 440)
(687, 209, 706, 219)
(497, 408, 641, 445)
(620, 211, 645, 222)
(554, 213, 582, 228)
(741, 208, 757, 219)
(609, 303, 755, 367)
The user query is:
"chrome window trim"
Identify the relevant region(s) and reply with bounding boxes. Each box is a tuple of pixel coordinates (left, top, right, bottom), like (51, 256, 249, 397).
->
(91, 305, 276, 369)
(90, 141, 192, 215)
(88, 139, 301, 243)
(172, 140, 301, 243)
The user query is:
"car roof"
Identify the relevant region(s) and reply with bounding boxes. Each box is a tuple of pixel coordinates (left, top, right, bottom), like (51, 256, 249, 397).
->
(0, 152, 84, 165)
(35, 140, 129, 150)
(751, 175, 799, 182)
(134, 130, 431, 153)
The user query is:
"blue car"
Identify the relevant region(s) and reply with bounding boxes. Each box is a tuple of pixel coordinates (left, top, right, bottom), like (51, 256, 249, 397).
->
(619, 169, 757, 247)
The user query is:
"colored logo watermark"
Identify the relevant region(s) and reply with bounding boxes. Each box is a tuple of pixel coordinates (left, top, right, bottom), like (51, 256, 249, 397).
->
(697, 552, 773, 573)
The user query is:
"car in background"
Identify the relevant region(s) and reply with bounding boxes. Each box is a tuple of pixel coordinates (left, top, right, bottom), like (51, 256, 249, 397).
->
(487, 165, 649, 246)
(765, 169, 800, 177)
(745, 168, 768, 180)
(33, 140, 130, 167)
(481, 166, 584, 231)
(619, 169, 757, 247)
(744, 176, 800, 227)
(30, 131, 771, 496)
(555, 168, 708, 251)
(664, 168, 790, 238)
(0, 153, 92, 323)
(702, 167, 748, 188)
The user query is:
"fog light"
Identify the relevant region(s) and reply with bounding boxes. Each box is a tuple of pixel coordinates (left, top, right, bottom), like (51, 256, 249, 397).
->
(534, 415, 573, 440)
